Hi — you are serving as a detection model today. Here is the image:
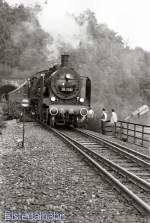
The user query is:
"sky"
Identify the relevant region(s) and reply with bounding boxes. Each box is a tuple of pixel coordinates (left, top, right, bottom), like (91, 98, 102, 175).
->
(6, 0, 150, 52)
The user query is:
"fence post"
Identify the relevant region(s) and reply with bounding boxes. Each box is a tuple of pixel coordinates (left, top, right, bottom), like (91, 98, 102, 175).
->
(114, 122, 117, 137)
(148, 138, 150, 157)
(127, 123, 129, 142)
(120, 122, 123, 140)
(133, 124, 136, 144)
(141, 126, 144, 147)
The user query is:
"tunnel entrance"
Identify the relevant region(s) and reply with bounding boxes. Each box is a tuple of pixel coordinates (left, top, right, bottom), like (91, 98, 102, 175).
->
(0, 84, 17, 101)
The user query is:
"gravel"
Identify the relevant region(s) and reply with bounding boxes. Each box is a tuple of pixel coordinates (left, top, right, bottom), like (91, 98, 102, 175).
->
(0, 120, 147, 223)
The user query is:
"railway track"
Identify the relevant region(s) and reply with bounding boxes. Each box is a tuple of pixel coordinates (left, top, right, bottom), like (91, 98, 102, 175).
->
(28, 115, 150, 220)
(44, 126, 150, 219)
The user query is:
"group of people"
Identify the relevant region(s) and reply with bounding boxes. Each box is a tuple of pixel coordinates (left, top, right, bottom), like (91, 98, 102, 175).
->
(101, 108, 118, 135)
(87, 107, 118, 135)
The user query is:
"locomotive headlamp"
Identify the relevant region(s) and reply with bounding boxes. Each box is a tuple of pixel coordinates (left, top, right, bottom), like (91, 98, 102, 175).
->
(80, 98, 84, 103)
(65, 73, 71, 79)
(51, 96, 56, 102)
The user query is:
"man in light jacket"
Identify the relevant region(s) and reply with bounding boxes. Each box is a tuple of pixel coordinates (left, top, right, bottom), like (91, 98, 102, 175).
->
(101, 108, 107, 134)
(110, 109, 118, 136)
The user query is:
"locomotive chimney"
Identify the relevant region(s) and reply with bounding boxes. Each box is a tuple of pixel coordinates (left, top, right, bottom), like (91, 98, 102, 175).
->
(61, 54, 69, 67)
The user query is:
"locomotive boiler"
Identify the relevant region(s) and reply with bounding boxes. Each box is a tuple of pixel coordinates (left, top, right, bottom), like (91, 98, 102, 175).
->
(8, 54, 92, 127)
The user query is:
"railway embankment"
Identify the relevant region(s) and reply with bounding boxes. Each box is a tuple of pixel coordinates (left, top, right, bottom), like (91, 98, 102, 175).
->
(0, 120, 146, 222)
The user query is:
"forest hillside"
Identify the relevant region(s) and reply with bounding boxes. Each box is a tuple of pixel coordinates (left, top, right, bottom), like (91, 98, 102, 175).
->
(0, 2, 150, 122)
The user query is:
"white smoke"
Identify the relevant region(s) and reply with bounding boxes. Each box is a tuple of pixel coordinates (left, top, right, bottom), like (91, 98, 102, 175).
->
(6, 0, 42, 7)
(39, 12, 89, 59)
(7, 0, 91, 59)
(37, 3, 90, 59)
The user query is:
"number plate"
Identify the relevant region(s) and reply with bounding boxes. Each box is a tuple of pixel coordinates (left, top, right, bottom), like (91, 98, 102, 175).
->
(61, 87, 73, 92)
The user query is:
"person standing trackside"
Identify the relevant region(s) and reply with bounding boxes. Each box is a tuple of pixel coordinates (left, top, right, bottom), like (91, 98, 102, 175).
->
(101, 108, 107, 134)
(110, 109, 118, 136)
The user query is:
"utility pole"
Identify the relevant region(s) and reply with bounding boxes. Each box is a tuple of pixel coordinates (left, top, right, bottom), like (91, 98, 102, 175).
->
(21, 98, 29, 147)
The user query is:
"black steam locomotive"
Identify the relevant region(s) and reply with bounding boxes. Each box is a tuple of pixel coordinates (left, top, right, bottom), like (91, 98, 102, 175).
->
(8, 54, 92, 127)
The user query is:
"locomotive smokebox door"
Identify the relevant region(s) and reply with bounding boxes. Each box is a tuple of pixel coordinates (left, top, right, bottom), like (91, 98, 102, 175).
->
(61, 54, 69, 67)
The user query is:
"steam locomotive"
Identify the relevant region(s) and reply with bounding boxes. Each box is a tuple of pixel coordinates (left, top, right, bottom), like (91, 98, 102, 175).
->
(8, 54, 92, 127)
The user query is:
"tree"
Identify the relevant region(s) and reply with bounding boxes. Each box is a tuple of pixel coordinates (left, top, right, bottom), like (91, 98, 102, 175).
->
(0, 1, 50, 79)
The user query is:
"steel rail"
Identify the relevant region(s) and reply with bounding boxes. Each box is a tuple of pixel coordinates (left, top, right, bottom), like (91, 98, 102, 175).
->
(77, 129, 150, 162)
(55, 129, 150, 190)
(30, 118, 150, 217)
(76, 129, 150, 169)
(50, 127, 150, 218)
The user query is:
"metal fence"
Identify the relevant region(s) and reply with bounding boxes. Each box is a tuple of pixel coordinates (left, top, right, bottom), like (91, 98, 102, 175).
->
(105, 120, 150, 148)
